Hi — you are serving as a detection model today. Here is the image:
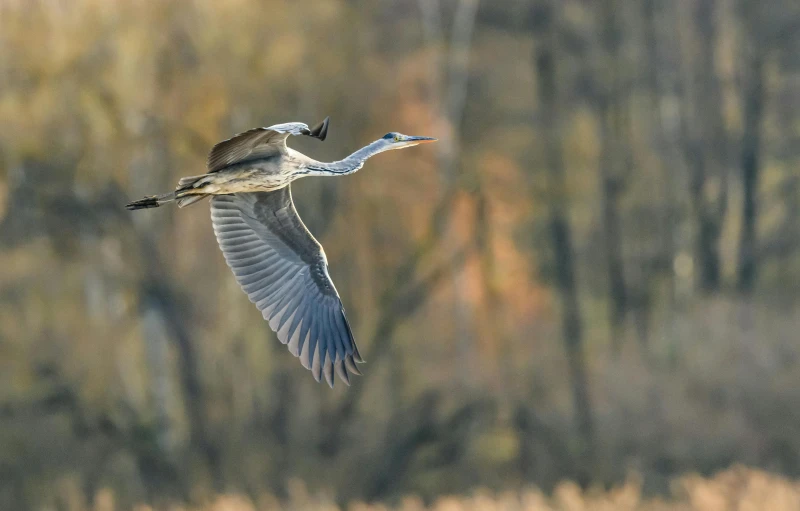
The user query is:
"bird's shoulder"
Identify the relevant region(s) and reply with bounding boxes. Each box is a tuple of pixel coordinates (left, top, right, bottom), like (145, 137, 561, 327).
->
(207, 118, 329, 173)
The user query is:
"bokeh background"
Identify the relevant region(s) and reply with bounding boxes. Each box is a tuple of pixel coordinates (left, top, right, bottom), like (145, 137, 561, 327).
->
(2, 0, 800, 509)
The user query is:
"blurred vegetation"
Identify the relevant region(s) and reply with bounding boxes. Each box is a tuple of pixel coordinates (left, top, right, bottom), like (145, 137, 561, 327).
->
(26, 466, 800, 511)
(1, 0, 800, 510)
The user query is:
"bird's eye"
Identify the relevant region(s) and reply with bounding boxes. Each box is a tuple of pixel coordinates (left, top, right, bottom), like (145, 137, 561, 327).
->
(394, 135, 401, 142)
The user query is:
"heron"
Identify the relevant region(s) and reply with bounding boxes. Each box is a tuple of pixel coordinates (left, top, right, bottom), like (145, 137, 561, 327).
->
(126, 117, 436, 387)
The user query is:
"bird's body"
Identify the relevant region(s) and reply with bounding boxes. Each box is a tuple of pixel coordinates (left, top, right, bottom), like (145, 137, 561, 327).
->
(190, 147, 363, 195)
(127, 117, 435, 387)
(188, 151, 307, 194)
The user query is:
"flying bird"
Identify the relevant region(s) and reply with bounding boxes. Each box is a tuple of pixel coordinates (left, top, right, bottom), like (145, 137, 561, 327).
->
(126, 117, 436, 387)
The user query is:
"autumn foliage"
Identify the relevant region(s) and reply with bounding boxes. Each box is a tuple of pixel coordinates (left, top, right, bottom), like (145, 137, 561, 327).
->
(1, 0, 800, 510)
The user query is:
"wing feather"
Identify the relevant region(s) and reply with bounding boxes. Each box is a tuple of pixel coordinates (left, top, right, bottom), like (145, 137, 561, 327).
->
(207, 118, 330, 172)
(210, 188, 361, 387)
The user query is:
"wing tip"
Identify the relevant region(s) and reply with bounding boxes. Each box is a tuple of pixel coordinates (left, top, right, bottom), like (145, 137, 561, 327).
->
(323, 358, 335, 388)
(335, 360, 351, 386)
(345, 355, 361, 376)
(308, 116, 330, 141)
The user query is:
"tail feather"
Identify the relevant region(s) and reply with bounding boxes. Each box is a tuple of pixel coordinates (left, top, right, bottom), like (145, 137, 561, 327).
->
(127, 173, 214, 211)
(126, 192, 176, 210)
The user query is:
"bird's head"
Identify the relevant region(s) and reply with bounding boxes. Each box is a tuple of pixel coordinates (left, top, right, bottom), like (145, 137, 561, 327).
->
(378, 132, 437, 151)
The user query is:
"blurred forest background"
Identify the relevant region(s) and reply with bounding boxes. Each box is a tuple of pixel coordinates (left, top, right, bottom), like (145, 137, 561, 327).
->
(2, 0, 800, 509)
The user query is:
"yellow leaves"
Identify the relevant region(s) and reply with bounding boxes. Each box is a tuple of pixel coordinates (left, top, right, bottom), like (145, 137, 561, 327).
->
(471, 425, 520, 464)
(563, 108, 600, 176)
(181, 77, 230, 146)
(267, 35, 309, 76)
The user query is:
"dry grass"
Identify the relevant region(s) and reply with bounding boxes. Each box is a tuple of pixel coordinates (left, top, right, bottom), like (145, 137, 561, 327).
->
(56, 466, 800, 511)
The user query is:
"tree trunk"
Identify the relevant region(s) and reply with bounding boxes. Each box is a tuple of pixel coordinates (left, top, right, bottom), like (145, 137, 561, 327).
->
(643, 0, 679, 311)
(597, 0, 629, 353)
(737, 40, 766, 294)
(678, 0, 729, 294)
(534, 2, 595, 482)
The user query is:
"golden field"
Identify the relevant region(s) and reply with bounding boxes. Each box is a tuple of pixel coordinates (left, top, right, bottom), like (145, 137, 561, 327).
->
(50, 466, 800, 511)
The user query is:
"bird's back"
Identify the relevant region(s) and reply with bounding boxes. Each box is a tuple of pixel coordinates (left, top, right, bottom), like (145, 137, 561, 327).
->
(197, 152, 303, 194)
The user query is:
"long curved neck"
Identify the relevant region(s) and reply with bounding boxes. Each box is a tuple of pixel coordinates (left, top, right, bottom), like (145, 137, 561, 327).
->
(305, 139, 387, 176)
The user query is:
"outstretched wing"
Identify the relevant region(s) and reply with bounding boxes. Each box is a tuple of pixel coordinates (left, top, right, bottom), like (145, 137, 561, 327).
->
(207, 117, 330, 173)
(210, 188, 362, 387)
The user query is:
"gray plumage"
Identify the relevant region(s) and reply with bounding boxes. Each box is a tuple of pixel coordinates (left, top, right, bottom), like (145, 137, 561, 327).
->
(126, 117, 436, 387)
(207, 118, 329, 173)
(211, 190, 361, 387)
